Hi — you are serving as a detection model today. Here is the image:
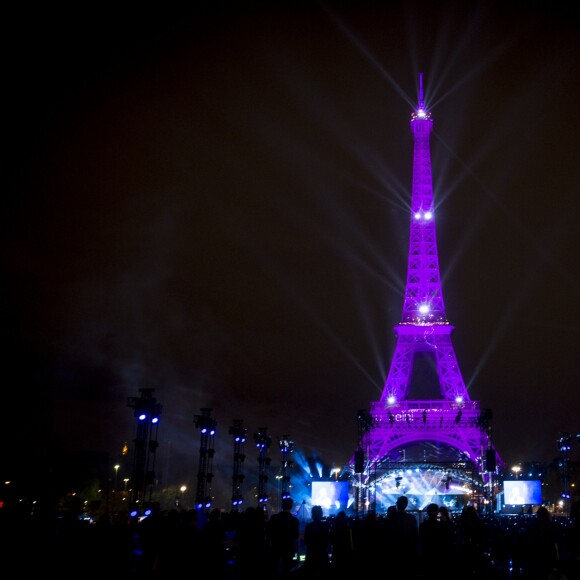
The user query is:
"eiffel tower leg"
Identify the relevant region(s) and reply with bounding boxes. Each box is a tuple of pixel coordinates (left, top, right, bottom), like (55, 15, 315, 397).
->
(380, 342, 414, 404)
(434, 341, 470, 401)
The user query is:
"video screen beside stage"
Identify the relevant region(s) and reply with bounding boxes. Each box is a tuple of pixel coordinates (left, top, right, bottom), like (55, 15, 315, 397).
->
(311, 481, 349, 515)
(503, 480, 542, 505)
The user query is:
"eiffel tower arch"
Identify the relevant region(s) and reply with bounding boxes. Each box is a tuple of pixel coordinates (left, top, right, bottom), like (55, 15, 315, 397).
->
(352, 75, 503, 514)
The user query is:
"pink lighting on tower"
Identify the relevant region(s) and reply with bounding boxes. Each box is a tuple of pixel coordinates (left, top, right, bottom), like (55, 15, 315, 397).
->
(376, 72, 471, 405)
(357, 72, 503, 490)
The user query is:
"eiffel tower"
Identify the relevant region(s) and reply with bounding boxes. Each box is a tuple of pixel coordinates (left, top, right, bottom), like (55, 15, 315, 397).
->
(355, 74, 502, 510)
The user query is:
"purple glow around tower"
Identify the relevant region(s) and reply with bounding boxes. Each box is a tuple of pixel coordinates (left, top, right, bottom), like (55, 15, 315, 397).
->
(379, 72, 470, 406)
(357, 74, 503, 483)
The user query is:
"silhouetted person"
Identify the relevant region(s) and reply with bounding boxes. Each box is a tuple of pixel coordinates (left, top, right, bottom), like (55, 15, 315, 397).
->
(523, 506, 560, 579)
(102, 509, 135, 575)
(155, 508, 183, 577)
(355, 508, 384, 574)
(202, 507, 228, 578)
(157, 508, 203, 577)
(268, 497, 300, 579)
(382, 503, 398, 560)
(135, 502, 164, 577)
(303, 505, 330, 577)
(456, 505, 488, 578)
(236, 506, 270, 580)
(438, 505, 458, 572)
(391, 495, 419, 576)
(568, 498, 580, 580)
(418, 503, 444, 577)
(329, 509, 354, 575)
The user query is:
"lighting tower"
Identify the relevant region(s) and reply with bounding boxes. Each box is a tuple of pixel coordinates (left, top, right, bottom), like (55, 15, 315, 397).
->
(254, 427, 272, 506)
(194, 408, 216, 510)
(354, 410, 372, 518)
(229, 419, 247, 510)
(557, 432, 573, 507)
(127, 388, 162, 510)
(278, 435, 295, 504)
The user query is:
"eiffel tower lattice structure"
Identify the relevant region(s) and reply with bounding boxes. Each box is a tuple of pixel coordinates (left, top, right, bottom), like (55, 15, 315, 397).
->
(355, 74, 503, 506)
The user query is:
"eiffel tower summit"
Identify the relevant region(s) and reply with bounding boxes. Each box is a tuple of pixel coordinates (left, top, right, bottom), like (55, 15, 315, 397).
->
(354, 74, 503, 513)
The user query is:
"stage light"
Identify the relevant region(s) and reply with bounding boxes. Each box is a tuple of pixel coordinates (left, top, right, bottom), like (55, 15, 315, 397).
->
(558, 433, 572, 452)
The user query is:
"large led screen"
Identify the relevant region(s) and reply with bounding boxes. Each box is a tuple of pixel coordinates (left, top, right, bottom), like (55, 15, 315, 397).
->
(503, 480, 542, 505)
(311, 481, 349, 514)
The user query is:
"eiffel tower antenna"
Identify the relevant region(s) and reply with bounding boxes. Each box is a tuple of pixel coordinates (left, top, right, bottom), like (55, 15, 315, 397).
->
(418, 71, 425, 109)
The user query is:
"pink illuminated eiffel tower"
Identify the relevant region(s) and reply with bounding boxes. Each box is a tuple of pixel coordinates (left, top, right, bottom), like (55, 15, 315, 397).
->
(359, 74, 502, 490)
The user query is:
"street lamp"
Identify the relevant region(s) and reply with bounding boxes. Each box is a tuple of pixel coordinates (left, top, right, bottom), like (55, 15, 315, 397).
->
(123, 478, 129, 492)
(332, 468, 340, 481)
(114, 464, 120, 491)
(512, 465, 521, 480)
(176, 485, 188, 508)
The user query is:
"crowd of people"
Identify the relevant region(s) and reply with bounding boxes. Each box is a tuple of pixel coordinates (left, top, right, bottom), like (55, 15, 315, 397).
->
(1, 495, 579, 579)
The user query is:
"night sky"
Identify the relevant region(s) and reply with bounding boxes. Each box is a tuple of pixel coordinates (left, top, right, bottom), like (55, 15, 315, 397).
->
(3, 2, 579, 498)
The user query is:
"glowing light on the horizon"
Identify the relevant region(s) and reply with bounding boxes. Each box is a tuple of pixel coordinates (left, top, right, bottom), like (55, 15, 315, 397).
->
(449, 484, 471, 493)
